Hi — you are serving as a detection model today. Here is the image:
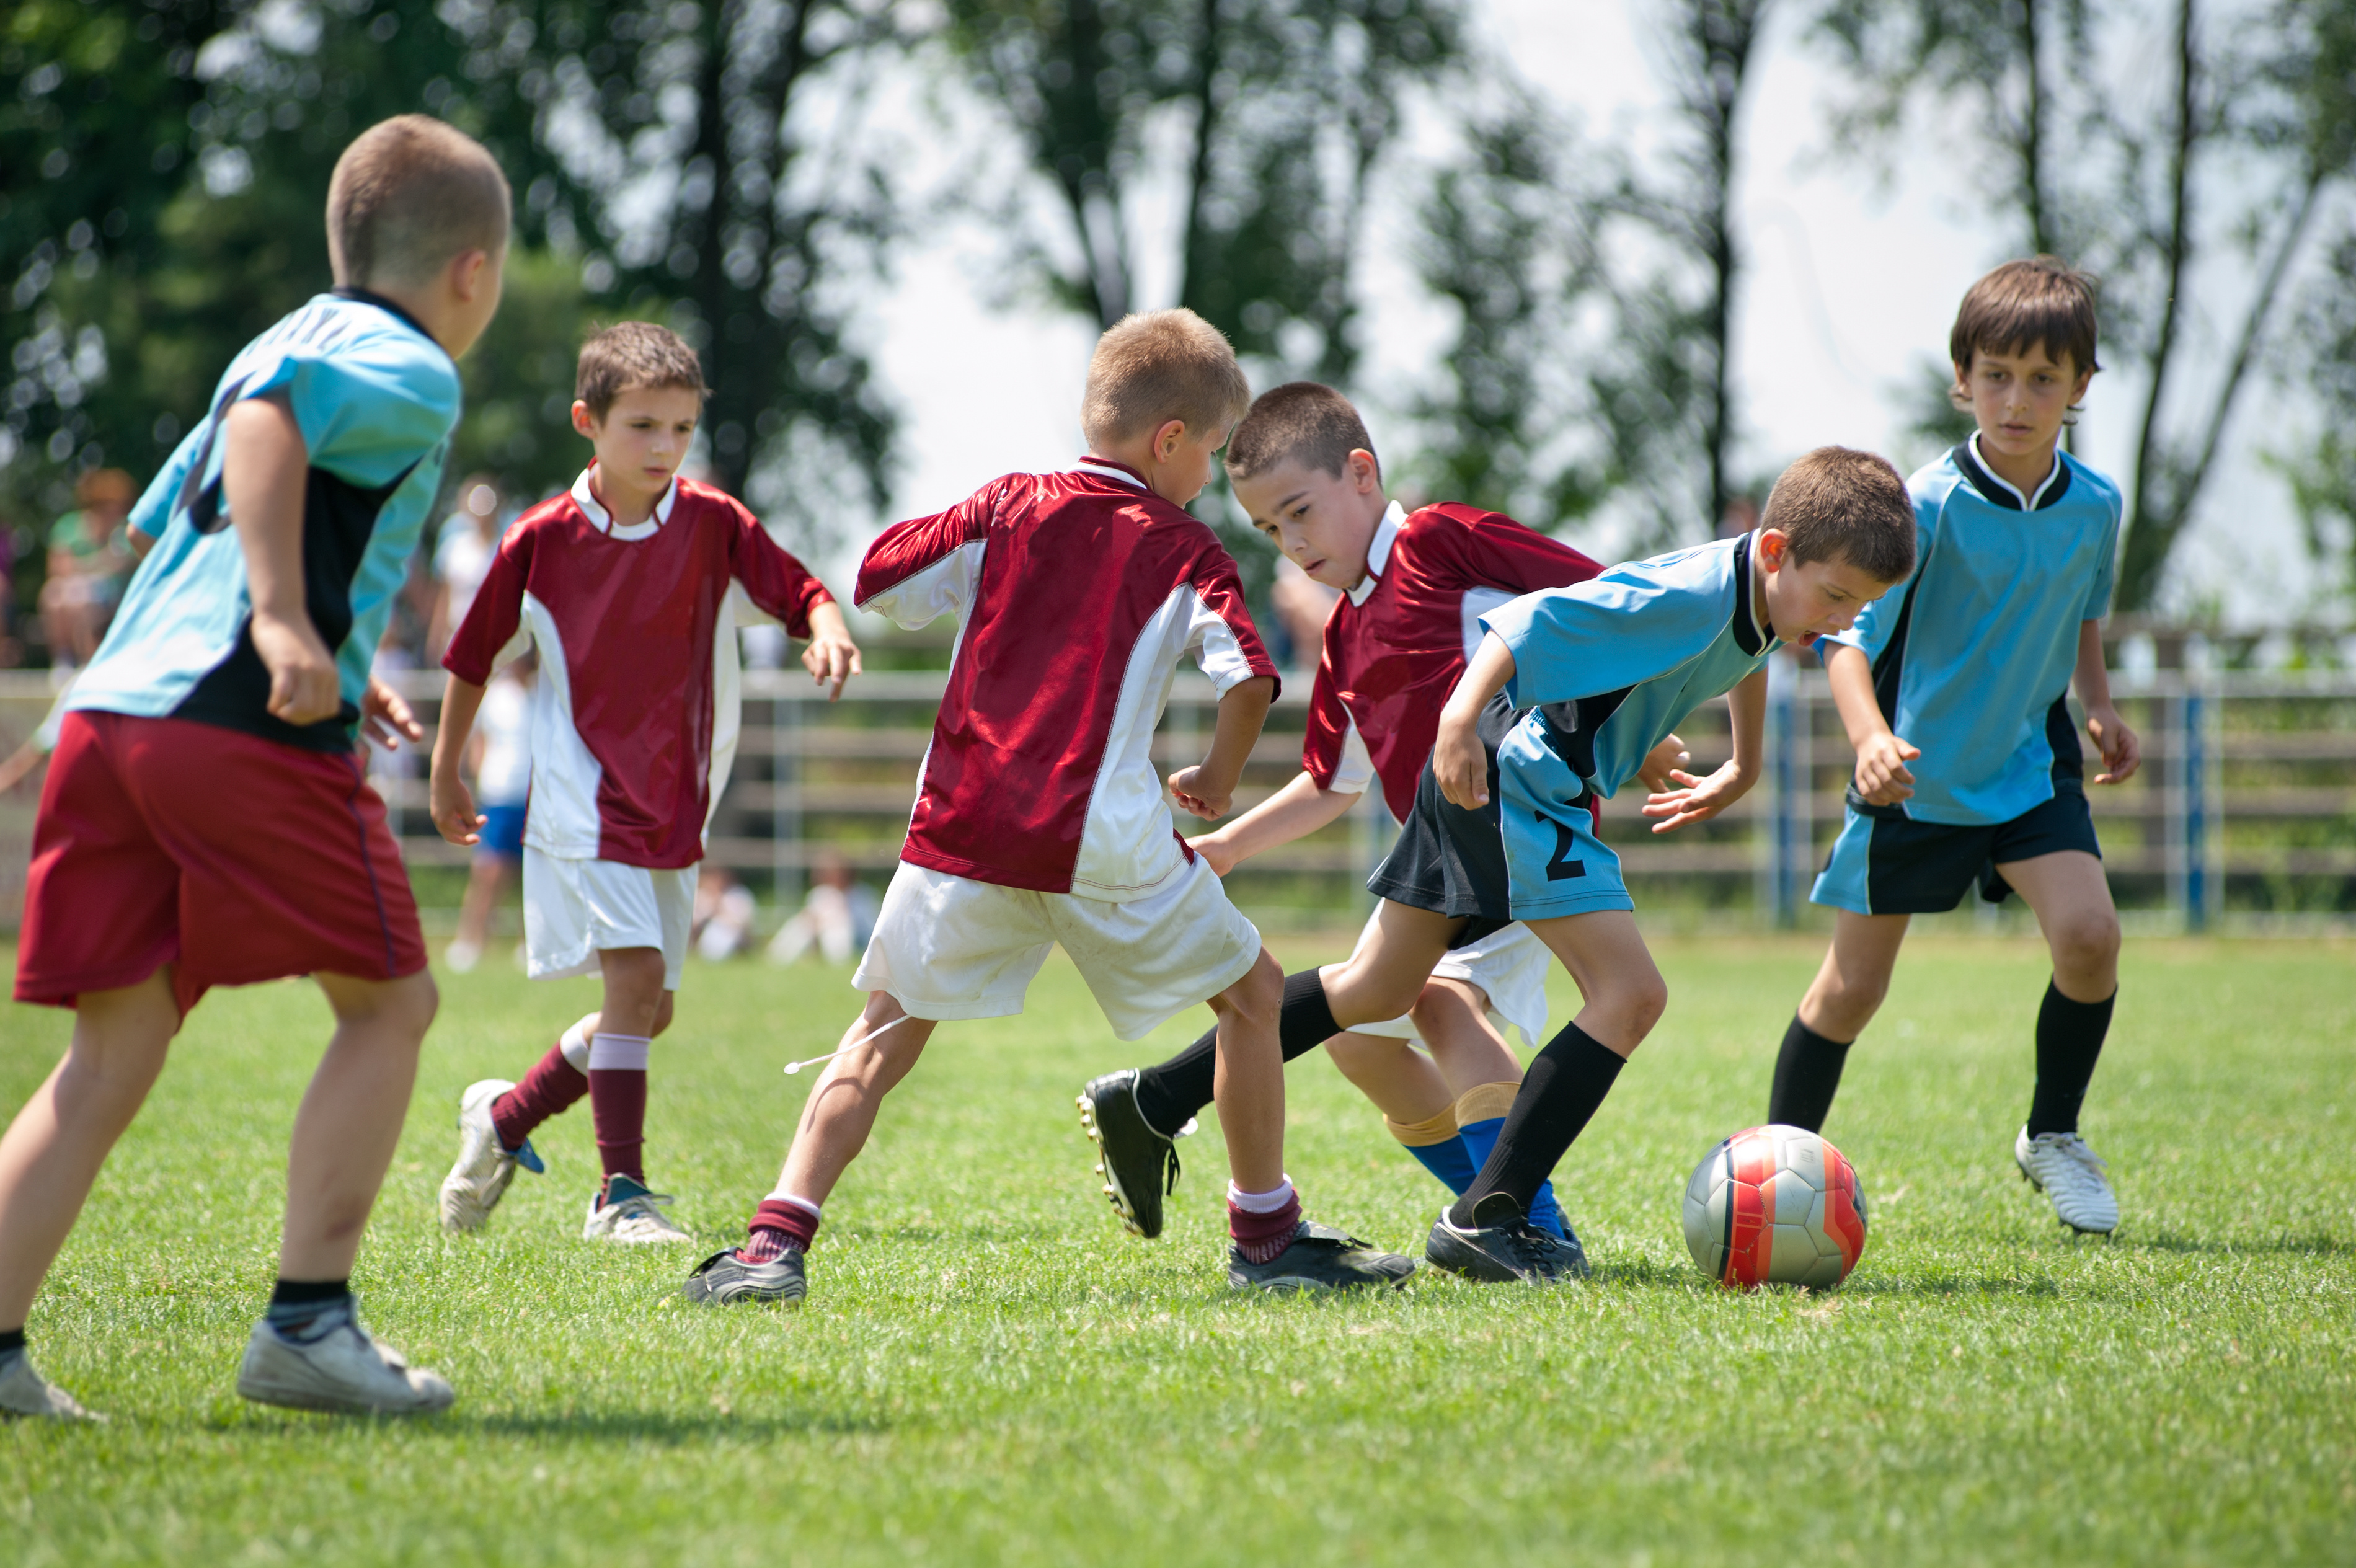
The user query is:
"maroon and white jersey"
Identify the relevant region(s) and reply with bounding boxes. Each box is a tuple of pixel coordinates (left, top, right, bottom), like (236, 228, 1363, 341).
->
(444, 468, 833, 869)
(859, 459, 1278, 901)
(1307, 500, 1603, 823)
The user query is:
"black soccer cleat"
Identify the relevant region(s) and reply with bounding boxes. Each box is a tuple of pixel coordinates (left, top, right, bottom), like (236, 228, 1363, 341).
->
(683, 1247, 808, 1306)
(1228, 1221, 1417, 1293)
(1078, 1070, 1185, 1240)
(1425, 1192, 1590, 1284)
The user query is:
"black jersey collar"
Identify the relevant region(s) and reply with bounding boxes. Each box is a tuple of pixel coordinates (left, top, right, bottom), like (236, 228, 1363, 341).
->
(1955, 435, 2074, 512)
(1731, 533, 1768, 656)
(328, 285, 443, 349)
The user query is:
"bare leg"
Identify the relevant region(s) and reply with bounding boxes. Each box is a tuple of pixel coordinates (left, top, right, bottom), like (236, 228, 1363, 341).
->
(451, 857, 508, 952)
(1796, 911, 1911, 1042)
(0, 973, 179, 1329)
(1316, 900, 1464, 1029)
(1410, 979, 1523, 1094)
(1208, 949, 1286, 1193)
(596, 947, 667, 1038)
(280, 970, 437, 1280)
(1522, 910, 1668, 1057)
(1994, 852, 2119, 1001)
(1325, 1032, 1453, 1123)
(775, 993, 937, 1207)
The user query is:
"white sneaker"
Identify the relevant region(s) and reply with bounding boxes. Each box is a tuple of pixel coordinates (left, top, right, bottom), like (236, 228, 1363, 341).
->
(2014, 1126, 2120, 1234)
(582, 1176, 693, 1244)
(0, 1349, 102, 1422)
(443, 939, 481, 973)
(438, 1078, 540, 1233)
(236, 1313, 454, 1414)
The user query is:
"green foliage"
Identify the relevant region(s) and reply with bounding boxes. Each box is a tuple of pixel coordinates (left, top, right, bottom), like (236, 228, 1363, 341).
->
(1, 936, 2351, 1563)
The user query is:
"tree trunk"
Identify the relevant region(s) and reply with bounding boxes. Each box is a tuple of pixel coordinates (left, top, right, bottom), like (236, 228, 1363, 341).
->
(2119, 0, 2199, 612)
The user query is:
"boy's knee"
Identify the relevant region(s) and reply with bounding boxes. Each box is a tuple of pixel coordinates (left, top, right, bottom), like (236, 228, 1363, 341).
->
(2051, 909, 2120, 972)
(1614, 970, 1668, 1040)
(1213, 950, 1283, 1020)
(649, 992, 677, 1038)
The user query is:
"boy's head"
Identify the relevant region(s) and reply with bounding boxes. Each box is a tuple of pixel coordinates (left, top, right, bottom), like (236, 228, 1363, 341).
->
(74, 468, 136, 525)
(570, 322, 708, 503)
(1225, 383, 1389, 591)
(1949, 256, 2098, 465)
(327, 116, 510, 355)
(1754, 446, 1916, 647)
(1081, 309, 1251, 507)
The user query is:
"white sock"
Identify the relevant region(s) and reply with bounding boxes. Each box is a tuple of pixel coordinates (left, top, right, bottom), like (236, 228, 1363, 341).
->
(559, 1014, 600, 1072)
(1226, 1177, 1296, 1214)
(761, 1191, 822, 1219)
(587, 1032, 652, 1071)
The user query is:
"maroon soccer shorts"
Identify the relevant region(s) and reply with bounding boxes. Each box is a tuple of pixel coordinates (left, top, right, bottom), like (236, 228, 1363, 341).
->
(15, 711, 427, 1014)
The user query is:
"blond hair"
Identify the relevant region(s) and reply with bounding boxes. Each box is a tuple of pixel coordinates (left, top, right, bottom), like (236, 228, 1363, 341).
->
(1080, 309, 1251, 451)
(575, 321, 707, 419)
(326, 115, 511, 288)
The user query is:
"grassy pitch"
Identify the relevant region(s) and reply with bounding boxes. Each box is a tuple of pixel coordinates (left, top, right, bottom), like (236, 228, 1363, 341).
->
(1, 933, 2350, 1567)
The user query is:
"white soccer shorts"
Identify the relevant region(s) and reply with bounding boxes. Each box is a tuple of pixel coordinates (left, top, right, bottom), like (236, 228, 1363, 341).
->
(521, 847, 696, 991)
(852, 854, 1262, 1041)
(1343, 912, 1551, 1050)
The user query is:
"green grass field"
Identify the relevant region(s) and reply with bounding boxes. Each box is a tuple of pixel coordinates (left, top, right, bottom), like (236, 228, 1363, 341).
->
(1, 933, 2350, 1566)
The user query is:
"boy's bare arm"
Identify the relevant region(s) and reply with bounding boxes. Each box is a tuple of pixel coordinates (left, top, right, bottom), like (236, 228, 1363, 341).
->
(223, 392, 339, 726)
(1825, 641, 1918, 805)
(428, 674, 489, 845)
(2074, 618, 2140, 784)
(1169, 674, 1276, 821)
(1642, 667, 1766, 833)
(1435, 631, 1518, 809)
(1189, 768, 1360, 875)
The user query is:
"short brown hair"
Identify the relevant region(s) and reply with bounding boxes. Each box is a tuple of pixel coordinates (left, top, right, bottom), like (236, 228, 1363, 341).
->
(575, 321, 707, 419)
(326, 116, 510, 287)
(74, 468, 136, 509)
(1759, 446, 1916, 584)
(1081, 309, 1251, 451)
(1949, 256, 2101, 379)
(1225, 382, 1380, 484)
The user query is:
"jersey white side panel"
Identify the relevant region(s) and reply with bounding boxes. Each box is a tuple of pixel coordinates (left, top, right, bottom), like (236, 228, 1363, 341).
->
(518, 590, 608, 860)
(706, 588, 742, 843)
(1461, 586, 1514, 664)
(1069, 583, 1198, 901)
(862, 538, 986, 631)
(1329, 714, 1379, 802)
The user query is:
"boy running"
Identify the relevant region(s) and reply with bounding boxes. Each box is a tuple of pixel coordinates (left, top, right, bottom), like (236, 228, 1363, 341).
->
(1417, 448, 1918, 1281)
(0, 117, 507, 1418)
(432, 322, 860, 1246)
(683, 312, 1416, 1305)
(1081, 383, 1642, 1242)
(1764, 259, 2138, 1234)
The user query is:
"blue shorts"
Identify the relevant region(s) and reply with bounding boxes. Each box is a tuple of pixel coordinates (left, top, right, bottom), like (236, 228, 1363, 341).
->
(477, 802, 526, 862)
(1495, 712, 1633, 921)
(1812, 782, 2101, 915)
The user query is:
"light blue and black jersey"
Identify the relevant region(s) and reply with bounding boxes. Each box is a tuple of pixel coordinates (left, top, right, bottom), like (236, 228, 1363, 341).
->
(68, 289, 461, 752)
(1484, 533, 1778, 801)
(1828, 436, 2120, 825)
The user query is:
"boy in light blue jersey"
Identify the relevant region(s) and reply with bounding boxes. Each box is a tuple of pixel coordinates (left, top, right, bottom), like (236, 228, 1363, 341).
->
(1768, 258, 2141, 1236)
(0, 117, 509, 1422)
(1406, 448, 1918, 1282)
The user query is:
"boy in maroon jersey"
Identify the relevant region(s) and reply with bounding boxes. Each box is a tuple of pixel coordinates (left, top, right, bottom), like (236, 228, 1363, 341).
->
(683, 312, 1417, 1304)
(1077, 383, 1683, 1244)
(430, 322, 861, 1245)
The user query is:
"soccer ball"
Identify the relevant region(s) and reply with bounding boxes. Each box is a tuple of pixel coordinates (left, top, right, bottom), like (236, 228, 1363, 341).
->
(1682, 1125, 1869, 1290)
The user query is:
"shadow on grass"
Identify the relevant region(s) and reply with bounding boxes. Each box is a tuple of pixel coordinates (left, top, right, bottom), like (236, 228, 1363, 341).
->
(2127, 1230, 2354, 1258)
(214, 1407, 890, 1442)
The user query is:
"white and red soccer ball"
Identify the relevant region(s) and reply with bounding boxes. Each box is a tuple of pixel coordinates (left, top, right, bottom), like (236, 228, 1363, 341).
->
(1683, 1125, 1869, 1290)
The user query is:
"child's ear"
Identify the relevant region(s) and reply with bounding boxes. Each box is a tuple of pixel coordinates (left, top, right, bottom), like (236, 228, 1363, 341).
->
(1756, 527, 1789, 571)
(1948, 359, 1973, 411)
(570, 400, 598, 439)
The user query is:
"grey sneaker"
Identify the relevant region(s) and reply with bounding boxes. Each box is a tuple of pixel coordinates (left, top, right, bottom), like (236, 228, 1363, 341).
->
(236, 1313, 454, 1415)
(438, 1078, 542, 1233)
(2014, 1127, 2120, 1234)
(582, 1174, 693, 1244)
(0, 1348, 102, 1422)
(683, 1247, 808, 1306)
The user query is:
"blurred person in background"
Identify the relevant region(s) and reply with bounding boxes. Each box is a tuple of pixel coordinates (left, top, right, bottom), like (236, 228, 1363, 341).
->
(428, 473, 505, 660)
(1269, 555, 1339, 671)
(693, 867, 759, 961)
(40, 469, 139, 675)
(445, 653, 535, 973)
(765, 852, 877, 965)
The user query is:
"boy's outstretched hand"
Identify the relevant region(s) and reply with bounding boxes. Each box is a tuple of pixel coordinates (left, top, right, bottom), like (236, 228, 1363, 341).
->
(1641, 759, 1755, 833)
(1637, 733, 1690, 793)
(2084, 704, 2140, 785)
(429, 768, 485, 847)
(1851, 730, 1920, 805)
(1167, 765, 1232, 822)
(801, 601, 862, 701)
(359, 676, 423, 753)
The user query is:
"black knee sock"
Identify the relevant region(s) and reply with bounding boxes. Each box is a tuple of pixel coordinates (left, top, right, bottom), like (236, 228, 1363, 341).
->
(1768, 1015, 1853, 1133)
(265, 1277, 353, 1342)
(1132, 970, 1342, 1136)
(2026, 980, 2114, 1136)
(0, 1327, 25, 1356)
(1449, 1022, 1626, 1225)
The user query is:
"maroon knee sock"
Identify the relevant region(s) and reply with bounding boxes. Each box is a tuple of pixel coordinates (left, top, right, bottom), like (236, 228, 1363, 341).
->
(1228, 1190, 1304, 1265)
(491, 1043, 588, 1152)
(590, 1067, 647, 1186)
(738, 1198, 821, 1264)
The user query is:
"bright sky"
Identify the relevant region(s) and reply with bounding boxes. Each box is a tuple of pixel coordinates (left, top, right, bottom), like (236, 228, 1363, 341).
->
(839, 0, 2321, 624)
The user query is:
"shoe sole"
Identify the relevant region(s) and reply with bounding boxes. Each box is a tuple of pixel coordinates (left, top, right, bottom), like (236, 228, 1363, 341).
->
(1230, 1267, 1414, 1293)
(685, 1278, 807, 1306)
(2016, 1163, 2117, 1235)
(236, 1373, 453, 1415)
(1075, 1089, 1156, 1240)
(440, 1084, 516, 1234)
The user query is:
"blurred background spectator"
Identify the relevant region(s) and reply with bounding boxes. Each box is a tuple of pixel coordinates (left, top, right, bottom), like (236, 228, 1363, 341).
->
(430, 474, 506, 662)
(445, 654, 535, 973)
(767, 853, 878, 966)
(693, 866, 760, 962)
(40, 469, 137, 678)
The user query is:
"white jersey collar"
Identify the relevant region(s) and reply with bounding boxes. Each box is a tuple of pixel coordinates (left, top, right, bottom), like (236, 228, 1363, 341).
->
(572, 465, 678, 541)
(1967, 432, 2063, 511)
(1346, 500, 1408, 606)
(1072, 456, 1148, 490)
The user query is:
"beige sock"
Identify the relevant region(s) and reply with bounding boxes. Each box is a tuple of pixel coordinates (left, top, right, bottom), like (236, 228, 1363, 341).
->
(1453, 1079, 1522, 1128)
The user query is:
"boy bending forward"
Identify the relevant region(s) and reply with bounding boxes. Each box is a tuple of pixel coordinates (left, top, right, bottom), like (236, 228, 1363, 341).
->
(433, 322, 859, 1245)
(686, 312, 1416, 1304)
